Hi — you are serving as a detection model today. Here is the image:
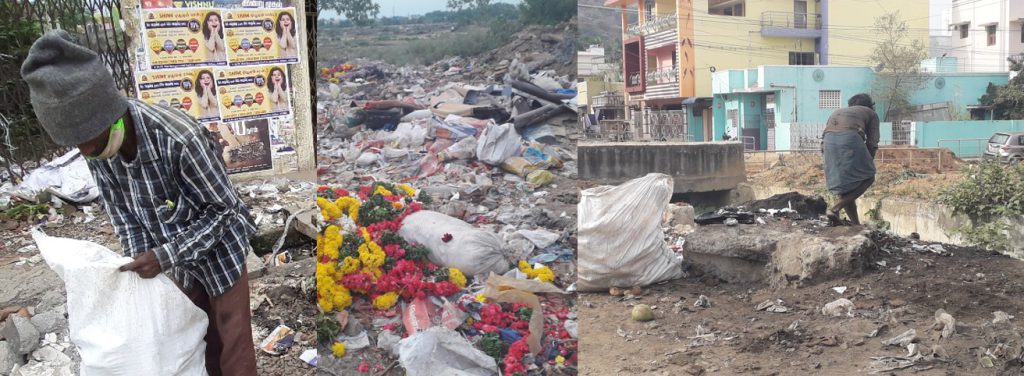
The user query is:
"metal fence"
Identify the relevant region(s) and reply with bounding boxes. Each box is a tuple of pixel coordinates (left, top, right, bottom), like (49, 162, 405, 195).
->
(745, 147, 958, 174)
(936, 138, 988, 159)
(790, 122, 912, 151)
(1, 0, 133, 179)
(633, 110, 691, 141)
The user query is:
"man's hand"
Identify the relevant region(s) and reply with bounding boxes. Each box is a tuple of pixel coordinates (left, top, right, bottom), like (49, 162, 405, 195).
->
(119, 250, 162, 278)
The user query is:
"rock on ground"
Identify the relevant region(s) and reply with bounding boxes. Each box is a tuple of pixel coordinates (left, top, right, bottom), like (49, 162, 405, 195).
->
(0, 340, 25, 375)
(2, 316, 39, 355)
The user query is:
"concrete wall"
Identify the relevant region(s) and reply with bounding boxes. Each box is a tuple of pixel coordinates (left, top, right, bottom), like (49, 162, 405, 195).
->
(578, 141, 747, 193)
(915, 120, 1024, 151)
(120, 0, 316, 181)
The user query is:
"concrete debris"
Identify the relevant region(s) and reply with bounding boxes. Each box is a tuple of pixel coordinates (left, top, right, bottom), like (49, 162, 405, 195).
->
(932, 309, 956, 340)
(992, 311, 1013, 325)
(866, 356, 918, 374)
(0, 341, 26, 375)
(755, 299, 788, 313)
(694, 295, 712, 308)
(2, 316, 39, 355)
(912, 243, 951, 256)
(821, 298, 854, 318)
(882, 329, 917, 347)
(27, 312, 64, 335)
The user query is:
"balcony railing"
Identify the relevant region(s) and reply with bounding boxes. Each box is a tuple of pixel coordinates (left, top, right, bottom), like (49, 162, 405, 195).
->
(646, 67, 679, 84)
(592, 92, 625, 107)
(760, 11, 821, 30)
(632, 110, 691, 141)
(626, 13, 678, 36)
(627, 72, 643, 87)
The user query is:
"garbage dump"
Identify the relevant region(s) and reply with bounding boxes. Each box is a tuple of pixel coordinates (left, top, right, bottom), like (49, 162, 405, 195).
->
(314, 18, 579, 375)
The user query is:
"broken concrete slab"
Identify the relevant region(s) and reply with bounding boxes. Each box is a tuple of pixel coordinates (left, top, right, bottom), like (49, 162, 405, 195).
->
(683, 224, 877, 287)
(28, 312, 64, 335)
(2, 316, 39, 355)
(246, 251, 267, 280)
(0, 340, 25, 375)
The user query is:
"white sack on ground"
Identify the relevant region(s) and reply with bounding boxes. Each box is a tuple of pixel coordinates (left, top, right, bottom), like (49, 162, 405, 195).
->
(399, 210, 511, 276)
(396, 327, 498, 376)
(577, 173, 684, 292)
(32, 230, 208, 376)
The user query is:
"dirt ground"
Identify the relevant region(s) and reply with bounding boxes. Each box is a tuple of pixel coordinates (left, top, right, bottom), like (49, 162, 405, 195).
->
(748, 147, 966, 201)
(578, 226, 1024, 375)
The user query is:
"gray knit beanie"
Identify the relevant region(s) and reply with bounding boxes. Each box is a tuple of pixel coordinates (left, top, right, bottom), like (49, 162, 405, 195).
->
(20, 30, 130, 147)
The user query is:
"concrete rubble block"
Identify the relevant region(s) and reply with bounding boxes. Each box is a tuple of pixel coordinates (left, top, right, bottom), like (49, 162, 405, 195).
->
(246, 251, 266, 280)
(664, 204, 696, 227)
(683, 225, 877, 286)
(0, 341, 25, 375)
(1, 316, 39, 355)
(577, 142, 746, 194)
(28, 312, 64, 336)
(770, 227, 877, 287)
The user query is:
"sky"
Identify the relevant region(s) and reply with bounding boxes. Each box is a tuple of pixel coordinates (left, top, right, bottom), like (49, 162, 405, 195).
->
(320, 0, 520, 20)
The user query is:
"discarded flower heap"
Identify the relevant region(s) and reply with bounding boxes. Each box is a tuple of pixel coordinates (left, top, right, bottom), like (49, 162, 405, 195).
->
(319, 63, 357, 84)
(459, 296, 535, 376)
(315, 181, 468, 332)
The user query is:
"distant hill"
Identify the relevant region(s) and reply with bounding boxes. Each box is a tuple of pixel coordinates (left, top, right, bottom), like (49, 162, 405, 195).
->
(578, 0, 632, 67)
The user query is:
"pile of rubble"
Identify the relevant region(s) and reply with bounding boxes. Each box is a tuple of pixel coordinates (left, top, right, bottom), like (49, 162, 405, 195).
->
(313, 18, 578, 376)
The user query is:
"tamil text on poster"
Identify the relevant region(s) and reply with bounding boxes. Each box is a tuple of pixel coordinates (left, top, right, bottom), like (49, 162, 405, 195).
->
(204, 120, 272, 174)
(137, 68, 222, 123)
(143, 9, 228, 69)
(224, 8, 300, 66)
(216, 65, 291, 123)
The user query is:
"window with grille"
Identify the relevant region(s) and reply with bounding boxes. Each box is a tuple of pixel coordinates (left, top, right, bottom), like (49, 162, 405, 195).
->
(959, 23, 970, 39)
(789, 52, 815, 65)
(819, 90, 841, 108)
(987, 25, 997, 46)
(727, 109, 739, 127)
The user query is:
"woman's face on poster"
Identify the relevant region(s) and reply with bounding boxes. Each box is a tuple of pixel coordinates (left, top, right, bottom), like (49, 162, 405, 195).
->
(208, 14, 220, 31)
(280, 14, 292, 30)
(272, 69, 284, 85)
(200, 73, 213, 87)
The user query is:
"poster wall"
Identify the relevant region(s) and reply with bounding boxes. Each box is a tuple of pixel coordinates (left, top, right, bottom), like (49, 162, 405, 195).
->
(137, 68, 222, 123)
(142, 9, 228, 69)
(216, 65, 291, 123)
(205, 120, 272, 174)
(224, 8, 300, 66)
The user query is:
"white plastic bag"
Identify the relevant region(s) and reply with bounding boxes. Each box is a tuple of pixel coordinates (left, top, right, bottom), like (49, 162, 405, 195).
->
(396, 327, 498, 376)
(399, 211, 510, 276)
(32, 230, 208, 376)
(441, 136, 477, 161)
(475, 123, 521, 165)
(577, 173, 684, 292)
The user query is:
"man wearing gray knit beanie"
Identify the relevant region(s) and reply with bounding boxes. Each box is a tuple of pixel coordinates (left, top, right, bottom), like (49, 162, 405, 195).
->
(21, 30, 258, 376)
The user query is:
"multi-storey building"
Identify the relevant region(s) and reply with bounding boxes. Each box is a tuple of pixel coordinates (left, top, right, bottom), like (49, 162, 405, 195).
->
(603, 0, 929, 141)
(949, 0, 1024, 73)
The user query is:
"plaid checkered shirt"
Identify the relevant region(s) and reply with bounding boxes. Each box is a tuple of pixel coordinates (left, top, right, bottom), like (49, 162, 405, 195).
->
(87, 100, 256, 297)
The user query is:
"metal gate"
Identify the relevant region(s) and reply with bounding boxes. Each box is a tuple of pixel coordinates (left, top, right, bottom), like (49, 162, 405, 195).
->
(7, 0, 135, 96)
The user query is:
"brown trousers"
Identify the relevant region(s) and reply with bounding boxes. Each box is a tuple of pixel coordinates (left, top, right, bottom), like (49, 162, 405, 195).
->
(180, 270, 258, 376)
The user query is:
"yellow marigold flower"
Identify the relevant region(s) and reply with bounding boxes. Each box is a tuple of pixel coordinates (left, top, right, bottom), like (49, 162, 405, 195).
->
(331, 342, 345, 357)
(318, 296, 334, 312)
(556, 355, 565, 365)
(449, 267, 467, 288)
(374, 186, 393, 197)
(350, 207, 359, 222)
(332, 284, 352, 310)
(392, 201, 404, 209)
(339, 256, 360, 275)
(368, 266, 383, 280)
(475, 293, 487, 303)
(317, 197, 341, 220)
(361, 228, 372, 243)
(328, 78, 340, 84)
(534, 265, 555, 282)
(316, 262, 334, 281)
(398, 184, 417, 197)
(466, 317, 475, 325)
(372, 292, 399, 310)
(316, 234, 324, 257)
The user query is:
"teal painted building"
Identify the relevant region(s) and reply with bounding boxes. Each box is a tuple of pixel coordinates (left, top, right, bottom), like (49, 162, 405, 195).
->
(708, 65, 1010, 150)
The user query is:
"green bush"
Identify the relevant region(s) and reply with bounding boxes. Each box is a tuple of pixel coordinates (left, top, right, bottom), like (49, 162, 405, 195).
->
(938, 162, 1024, 251)
(519, 0, 575, 25)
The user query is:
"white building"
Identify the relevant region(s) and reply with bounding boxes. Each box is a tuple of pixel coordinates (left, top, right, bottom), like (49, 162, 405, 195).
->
(577, 45, 615, 78)
(949, 0, 1024, 72)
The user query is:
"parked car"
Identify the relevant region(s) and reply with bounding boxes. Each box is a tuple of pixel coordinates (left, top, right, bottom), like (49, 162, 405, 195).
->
(983, 132, 1024, 163)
